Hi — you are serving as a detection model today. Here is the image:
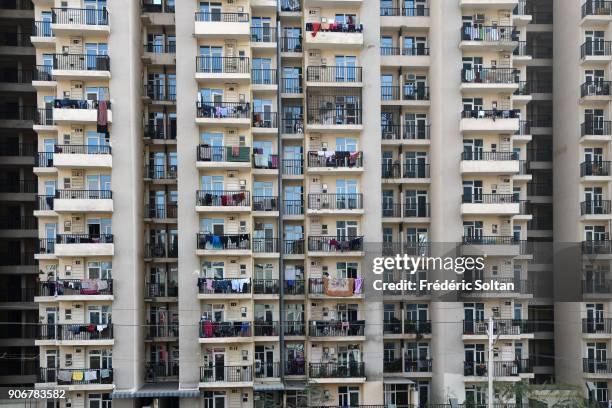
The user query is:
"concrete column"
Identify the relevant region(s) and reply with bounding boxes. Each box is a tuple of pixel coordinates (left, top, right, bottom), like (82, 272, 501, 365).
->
(108, 0, 145, 394)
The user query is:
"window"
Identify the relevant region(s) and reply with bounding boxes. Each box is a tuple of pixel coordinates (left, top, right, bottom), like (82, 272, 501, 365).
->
(202, 261, 224, 279)
(88, 394, 111, 408)
(338, 386, 360, 406)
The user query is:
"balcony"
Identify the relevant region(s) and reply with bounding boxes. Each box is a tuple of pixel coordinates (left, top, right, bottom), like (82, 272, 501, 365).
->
(309, 320, 365, 337)
(381, 163, 431, 183)
(199, 365, 252, 385)
(196, 145, 250, 169)
(307, 151, 362, 173)
(304, 22, 363, 49)
(307, 236, 364, 256)
(52, 190, 113, 213)
(381, 202, 431, 220)
(194, 12, 250, 38)
(198, 278, 251, 297)
(307, 193, 363, 214)
(145, 282, 178, 298)
(53, 98, 112, 124)
(0, 31, 32, 48)
(581, 121, 612, 140)
(381, 123, 430, 142)
(460, 25, 518, 51)
(196, 190, 250, 212)
(460, 0, 518, 8)
(38, 367, 113, 386)
(527, 181, 552, 197)
(461, 68, 519, 93)
(581, 41, 612, 62)
(284, 200, 304, 217)
(51, 8, 109, 35)
(142, 0, 175, 13)
(380, 6, 430, 30)
(195, 56, 250, 83)
(255, 362, 280, 379)
(144, 203, 178, 220)
(252, 196, 279, 214)
(52, 54, 110, 79)
(308, 277, 363, 297)
(253, 321, 280, 337)
(281, 77, 303, 96)
(461, 193, 519, 215)
(384, 358, 432, 374)
(283, 239, 305, 257)
(582, 318, 612, 334)
(582, 240, 612, 255)
(306, 66, 362, 86)
(584, 359, 612, 376)
(197, 233, 251, 255)
(280, 36, 302, 54)
(144, 165, 177, 182)
(285, 280, 305, 297)
(252, 279, 279, 295)
(253, 238, 280, 256)
(144, 243, 178, 259)
(462, 235, 520, 256)
(144, 123, 176, 141)
(250, 27, 277, 48)
(306, 107, 362, 132)
(195, 101, 250, 126)
(581, 200, 612, 220)
(145, 361, 179, 382)
(282, 159, 304, 176)
(580, 161, 611, 179)
(461, 109, 520, 133)
(143, 84, 176, 103)
(582, 0, 612, 22)
(308, 362, 365, 381)
(37, 323, 113, 344)
(50, 144, 112, 168)
(381, 85, 430, 105)
(252, 69, 277, 91)
(142, 42, 176, 66)
(55, 234, 114, 257)
(37, 279, 113, 298)
(461, 151, 519, 174)
(581, 81, 611, 100)
(463, 319, 533, 337)
(199, 320, 252, 342)
(464, 360, 531, 377)
(252, 112, 278, 134)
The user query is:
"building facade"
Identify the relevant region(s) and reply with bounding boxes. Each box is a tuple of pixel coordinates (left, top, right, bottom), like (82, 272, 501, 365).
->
(25, 0, 563, 407)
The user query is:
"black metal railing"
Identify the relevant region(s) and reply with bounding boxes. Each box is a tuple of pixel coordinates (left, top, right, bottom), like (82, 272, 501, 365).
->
(307, 151, 362, 168)
(200, 365, 252, 382)
(197, 233, 251, 250)
(582, 240, 612, 254)
(464, 360, 531, 376)
(38, 323, 113, 341)
(581, 121, 612, 136)
(308, 236, 363, 252)
(0, 32, 32, 47)
(196, 56, 250, 73)
(462, 109, 521, 119)
(581, 200, 612, 215)
(144, 243, 178, 258)
(280, 36, 302, 53)
(283, 199, 304, 215)
(307, 193, 363, 210)
(53, 97, 110, 110)
(281, 77, 302, 93)
(282, 159, 303, 175)
(39, 367, 113, 384)
(195, 12, 249, 22)
(252, 279, 279, 294)
(251, 27, 276, 42)
(284, 281, 305, 296)
(52, 8, 109, 25)
(462, 194, 518, 204)
(403, 320, 432, 334)
(582, 0, 612, 17)
(199, 320, 252, 338)
(196, 190, 250, 206)
(580, 161, 611, 176)
(196, 101, 250, 119)
(583, 358, 612, 374)
(462, 236, 517, 245)
(252, 112, 278, 129)
(283, 239, 305, 255)
(309, 362, 364, 378)
(53, 54, 110, 71)
(0, 215, 36, 229)
(461, 151, 518, 161)
(56, 234, 114, 244)
(36, 196, 54, 211)
(463, 319, 533, 335)
(144, 204, 177, 219)
(461, 68, 519, 84)
(380, 7, 430, 16)
(144, 84, 176, 101)
(31, 21, 52, 37)
(306, 108, 362, 126)
(145, 361, 179, 382)
(252, 238, 280, 253)
(281, 117, 303, 134)
(0, 179, 36, 193)
(461, 25, 517, 42)
(253, 196, 278, 211)
(527, 181, 553, 196)
(197, 277, 250, 295)
(380, 85, 429, 101)
(145, 282, 178, 297)
(254, 361, 280, 378)
(142, 0, 175, 13)
(308, 320, 365, 337)
(581, 40, 612, 58)
(37, 279, 113, 296)
(253, 321, 279, 336)
(34, 108, 53, 125)
(144, 123, 176, 140)
(197, 145, 250, 162)
(144, 42, 176, 53)
(381, 163, 430, 179)
(54, 144, 111, 154)
(306, 66, 362, 83)
(252, 68, 277, 85)
(581, 81, 611, 97)
(404, 359, 433, 373)
(34, 65, 54, 81)
(55, 189, 112, 199)
(0, 142, 34, 156)
(582, 318, 612, 333)
(144, 164, 177, 180)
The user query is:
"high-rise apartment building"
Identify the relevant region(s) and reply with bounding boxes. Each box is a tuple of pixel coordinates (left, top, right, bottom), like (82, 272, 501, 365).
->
(0, 0, 38, 388)
(23, 0, 563, 406)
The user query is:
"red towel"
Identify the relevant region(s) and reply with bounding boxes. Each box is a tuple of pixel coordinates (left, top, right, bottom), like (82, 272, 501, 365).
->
(311, 22, 320, 37)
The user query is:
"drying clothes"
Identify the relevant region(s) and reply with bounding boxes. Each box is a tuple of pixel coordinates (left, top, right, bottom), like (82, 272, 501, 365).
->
(58, 370, 72, 382)
(354, 277, 363, 294)
(97, 100, 108, 134)
(254, 154, 268, 167)
(100, 368, 110, 379)
(310, 22, 321, 37)
(202, 320, 213, 337)
(84, 370, 97, 381)
(97, 280, 108, 291)
(206, 279, 213, 290)
(323, 277, 355, 297)
(87, 324, 95, 333)
(72, 371, 84, 381)
(96, 324, 107, 332)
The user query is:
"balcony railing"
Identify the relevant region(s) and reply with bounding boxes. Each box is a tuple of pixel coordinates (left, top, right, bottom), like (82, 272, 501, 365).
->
(582, 0, 612, 17)
(52, 8, 109, 25)
(281, 77, 302, 93)
(252, 112, 278, 129)
(381, 163, 430, 178)
(581, 121, 612, 136)
(306, 108, 362, 126)
(196, 101, 250, 119)
(144, 204, 177, 219)
(53, 144, 111, 154)
(0, 68, 33, 84)
(142, 0, 175, 13)
(282, 159, 303, 175)
(309, 320, 365, 337)
(283, 239, 305, 255)
(144, 84, 176, 101)
(144, 243, 178, 258)
(381, 124, 430, 140)
(253, 196, 278, 211)
(405, 359, 433, 373)
(581, 41, 612, 58)
(309, 362, 364, 378)
(280, 36, 302, 53)
(462, 109, 520, 119)
(0, 142, 34, 156)
(582, 318, 612, 333)
(37, 238, 55, 254)
(199, 320, 252, 338)
(462, 194, 518, 204)
(197, 278, 251, 295)
(253, 238, 279, 253)
(197, 233, 251, 250)
(281, 117, 303, 134)
(583, 358, 612, 374)
(196, 56, 249, 74)
(580, 161, 611, 176)
(145, 361, 179, 382)
(463, 319, 533, 335)
(0, 179, 36, 193)
(381, 85, 429, 101)
(308, 236, 364, 252)
(581, 81, 611, 97)
(55, 189, 112, 199)
(144, 165, 177, 180)
(195, 11, 249, 22)
(34, 65, 54, 82)
(307, 193, 363, 210)
(285, 360, 306, 375)
(144, 42, 176, 53)
(200, 365, 252, 382)
(462, 236, 517, 245)
(307, 151, 362, 168)
(284, 199, 304, 215)
(145, 282, 178, 297)
(382, 202, 430, 218)
(461, 26, 517, 42)
(281, 0, 301, 12)
(196, 190, 250, 206)
(464, 360, 531, 376)
(380, 46, 430, 56)
(253, 321, 279, 336)
(0, 0, 33, 10)
(582, 240, 612, 254)
(38, 323, 113, 341)
(252, 68, 277, 85)
(144, 123, 176, 140)
(255, 361, 280, 378)
(197, 145, 250, 162)
(284, 280, 305, 296)
(305, 22, 363, 34)
(0, 106, 36, 121)
(306, 66, 362, 83)
(527, 181, 552, 196)
(380, 7, 430, 16)
(53, 54, 110, 71)
(37, 279, 113, 296)
(251, 27, 276, 42)
(39, 367, 113, 385)
(252, 279, 279, 294)
(55, 234, 113, 244)
(461, 68, 519, 84)
(461, 151, 518, 161)
(581, 200, 612, 215)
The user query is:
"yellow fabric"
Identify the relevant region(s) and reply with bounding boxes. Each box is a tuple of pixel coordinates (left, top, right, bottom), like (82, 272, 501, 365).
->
(72, 371, 84, 381)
